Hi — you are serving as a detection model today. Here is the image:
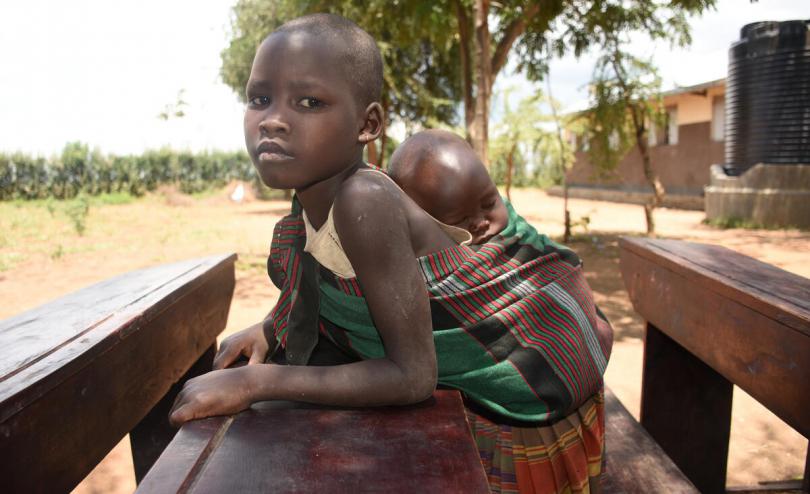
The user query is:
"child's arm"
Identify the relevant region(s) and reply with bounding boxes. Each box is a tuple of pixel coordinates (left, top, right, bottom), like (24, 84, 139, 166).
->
(169, 175, 437, 425)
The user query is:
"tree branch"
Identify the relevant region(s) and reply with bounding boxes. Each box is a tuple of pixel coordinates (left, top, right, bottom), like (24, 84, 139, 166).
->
(490, 3, 540, 79)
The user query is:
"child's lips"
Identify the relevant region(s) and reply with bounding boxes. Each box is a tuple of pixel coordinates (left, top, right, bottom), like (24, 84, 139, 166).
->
(257, 141, 293, 162)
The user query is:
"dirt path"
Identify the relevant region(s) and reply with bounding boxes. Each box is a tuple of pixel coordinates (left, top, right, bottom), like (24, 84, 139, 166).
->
(1, 188, 806, 491)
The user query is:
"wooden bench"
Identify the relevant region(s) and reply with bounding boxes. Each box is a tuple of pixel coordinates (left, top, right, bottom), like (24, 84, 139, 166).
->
(136, 389, 490, 493)
(135, 386, 699, 493)
(620, 237, 810, 494)
(0, 254, 236, 493)
(602, 387, 698, 493)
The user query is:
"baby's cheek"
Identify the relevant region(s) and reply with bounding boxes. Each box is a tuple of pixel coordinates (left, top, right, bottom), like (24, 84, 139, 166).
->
(493, 203, 509, 229)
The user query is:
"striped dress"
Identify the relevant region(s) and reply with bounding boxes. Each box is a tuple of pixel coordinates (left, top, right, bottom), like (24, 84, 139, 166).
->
(266, 198, 611, 493)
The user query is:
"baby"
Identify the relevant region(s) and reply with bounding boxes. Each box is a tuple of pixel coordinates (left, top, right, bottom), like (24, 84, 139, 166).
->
(388, 129, 508, 245)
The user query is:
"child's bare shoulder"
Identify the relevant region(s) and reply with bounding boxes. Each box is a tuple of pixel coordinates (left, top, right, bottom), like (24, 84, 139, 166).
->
(333, 168, 459, 259)
(334, 169, 406, 218)
(332, 169, 411, 248)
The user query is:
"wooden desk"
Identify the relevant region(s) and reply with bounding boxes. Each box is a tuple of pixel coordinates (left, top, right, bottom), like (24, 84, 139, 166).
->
(136, 390, 490, 493)
(620, 237, 810, 493)
(0, 254, 236, 493)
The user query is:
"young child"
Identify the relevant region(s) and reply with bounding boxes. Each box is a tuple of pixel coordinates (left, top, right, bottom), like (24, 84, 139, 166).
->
(387, 128, 509, 246)
(170, 13, 611, 493)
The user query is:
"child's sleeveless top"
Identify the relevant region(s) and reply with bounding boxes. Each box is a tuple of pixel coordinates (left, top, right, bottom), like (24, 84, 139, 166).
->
(301, 169, 472, 278)
(266, 170, 612, 425)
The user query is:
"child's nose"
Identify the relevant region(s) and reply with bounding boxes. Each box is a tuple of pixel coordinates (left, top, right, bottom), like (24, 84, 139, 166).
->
(259, 106, 290, 135)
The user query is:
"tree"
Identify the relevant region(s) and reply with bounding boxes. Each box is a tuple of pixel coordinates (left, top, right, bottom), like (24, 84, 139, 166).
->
(220, 0, 716, 170)
(586, 51, 665, 234)
(545, 75, 576, 243)
(489, 89, 549, 200)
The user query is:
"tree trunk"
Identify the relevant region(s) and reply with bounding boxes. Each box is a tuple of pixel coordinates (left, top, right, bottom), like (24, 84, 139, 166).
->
(546, 76, 572, 243)
(636, 127, 665, 235)
(378, 99, 389, 169)
(505, 143, 516, 201)
(610, 51, 666, 236)
(471, 0, 491, 168)
(366, 140, 378, 166)
(453, 0, 474, 142)
(379, 128, 388, 170)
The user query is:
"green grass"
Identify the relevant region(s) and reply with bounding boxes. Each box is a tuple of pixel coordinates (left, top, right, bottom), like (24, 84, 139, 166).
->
(91, 192, 136, 205)
(702, 216, 807, 231)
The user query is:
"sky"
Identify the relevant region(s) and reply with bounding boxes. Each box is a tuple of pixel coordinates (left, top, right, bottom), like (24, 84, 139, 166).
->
(0, 0, 807, 157)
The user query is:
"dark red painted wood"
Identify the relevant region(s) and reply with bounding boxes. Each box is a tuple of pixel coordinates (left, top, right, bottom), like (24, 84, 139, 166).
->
(137, 390, 490, 494)
(0, 254, 236, 493)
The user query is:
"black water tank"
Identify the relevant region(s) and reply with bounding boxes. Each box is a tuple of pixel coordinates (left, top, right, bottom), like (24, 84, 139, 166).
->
(725, 20, 810, 174)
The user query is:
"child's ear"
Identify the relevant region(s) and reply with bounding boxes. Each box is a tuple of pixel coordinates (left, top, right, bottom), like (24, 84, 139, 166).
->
(358, 102, 384, 144)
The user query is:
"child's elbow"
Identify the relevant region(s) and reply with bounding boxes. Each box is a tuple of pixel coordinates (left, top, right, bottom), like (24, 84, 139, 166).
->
(398, 367, 437, 405)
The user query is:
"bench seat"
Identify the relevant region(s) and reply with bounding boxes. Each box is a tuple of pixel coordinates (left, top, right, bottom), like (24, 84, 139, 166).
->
(0, 254, 236, 493)
(603, 387, 698, 493)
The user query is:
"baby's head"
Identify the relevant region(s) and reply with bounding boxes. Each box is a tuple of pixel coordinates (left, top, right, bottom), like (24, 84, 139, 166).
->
(389, 130, 508, 244)
(244, 14, 384, 190)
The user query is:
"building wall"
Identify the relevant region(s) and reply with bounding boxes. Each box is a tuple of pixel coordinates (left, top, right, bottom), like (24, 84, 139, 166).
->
(567, 83, 726, 197)
(567, 121, 725, 195)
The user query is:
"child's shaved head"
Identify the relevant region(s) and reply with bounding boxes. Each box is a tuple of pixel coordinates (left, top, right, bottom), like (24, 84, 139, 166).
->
(389, 129, 508, 244)
(271, 13, 383, 108)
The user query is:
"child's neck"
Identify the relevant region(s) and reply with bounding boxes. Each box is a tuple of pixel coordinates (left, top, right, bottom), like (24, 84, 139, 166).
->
(295, 160, 366, 230)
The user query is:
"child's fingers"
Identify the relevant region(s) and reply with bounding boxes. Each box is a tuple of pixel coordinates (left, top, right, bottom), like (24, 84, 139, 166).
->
(169, 404, 193, 427)
(248, 346, 264, 365)
(213, 343, 241, 370)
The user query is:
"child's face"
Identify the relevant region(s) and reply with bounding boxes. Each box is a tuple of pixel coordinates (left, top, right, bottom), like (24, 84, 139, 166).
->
(421, 147, 509, 244)
(244, 31, 367, 190)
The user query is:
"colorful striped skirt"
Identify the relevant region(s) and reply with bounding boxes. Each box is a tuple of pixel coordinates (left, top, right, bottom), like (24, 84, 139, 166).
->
(466, 391, 605, 494)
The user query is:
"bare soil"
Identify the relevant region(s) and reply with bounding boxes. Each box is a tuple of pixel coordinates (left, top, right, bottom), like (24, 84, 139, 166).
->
(1, 187, 806, 492)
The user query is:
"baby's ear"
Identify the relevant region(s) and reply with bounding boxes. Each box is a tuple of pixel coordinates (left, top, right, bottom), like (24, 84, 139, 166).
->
(358, 102, 384, 144)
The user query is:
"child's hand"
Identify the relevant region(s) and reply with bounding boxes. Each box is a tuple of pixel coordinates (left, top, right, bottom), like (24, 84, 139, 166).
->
(213, 322, 269, 369)
(168, 367, 255, 427)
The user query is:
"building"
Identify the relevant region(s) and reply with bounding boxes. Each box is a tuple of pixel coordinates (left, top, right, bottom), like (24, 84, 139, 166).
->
(561, 78, 726, 210)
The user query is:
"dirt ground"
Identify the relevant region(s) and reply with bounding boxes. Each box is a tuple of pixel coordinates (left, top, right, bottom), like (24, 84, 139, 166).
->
(1, 186, 807, 492)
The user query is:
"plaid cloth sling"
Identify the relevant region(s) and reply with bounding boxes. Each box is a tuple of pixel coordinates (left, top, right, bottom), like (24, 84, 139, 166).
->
(265, 197, 611, 424)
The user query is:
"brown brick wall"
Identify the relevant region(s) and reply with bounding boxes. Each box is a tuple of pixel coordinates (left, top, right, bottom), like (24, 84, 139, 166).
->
(567, 121, 724, 195)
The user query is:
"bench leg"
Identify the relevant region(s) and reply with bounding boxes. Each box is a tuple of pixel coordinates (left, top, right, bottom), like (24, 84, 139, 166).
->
(640, 323, 732, 494)
(129, 344, 217, 483)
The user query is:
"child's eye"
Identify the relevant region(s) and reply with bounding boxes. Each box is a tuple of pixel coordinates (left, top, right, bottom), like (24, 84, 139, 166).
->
(298, 97, 323, 109)
(482, 199, 496, 210)
(248, 96, 270, 107)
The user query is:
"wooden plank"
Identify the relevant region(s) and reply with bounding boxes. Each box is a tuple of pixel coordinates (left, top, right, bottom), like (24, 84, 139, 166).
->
(0, 254, 236, 494)
(602, 387, 698, 494)
(137, 390, 490, 494)
(130, 345, 217, 483)
(640, 324, 733, 494)
(620, 239, 810, 437)
(620, 237, 810, 336)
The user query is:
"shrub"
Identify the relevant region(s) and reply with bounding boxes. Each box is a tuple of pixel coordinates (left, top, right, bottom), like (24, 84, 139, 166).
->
(0, 143, 255, 201)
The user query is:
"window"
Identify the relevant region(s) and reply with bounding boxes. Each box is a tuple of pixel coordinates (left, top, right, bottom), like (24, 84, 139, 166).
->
(712, 96, 725, 141)
(666, 107, 678, 145)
